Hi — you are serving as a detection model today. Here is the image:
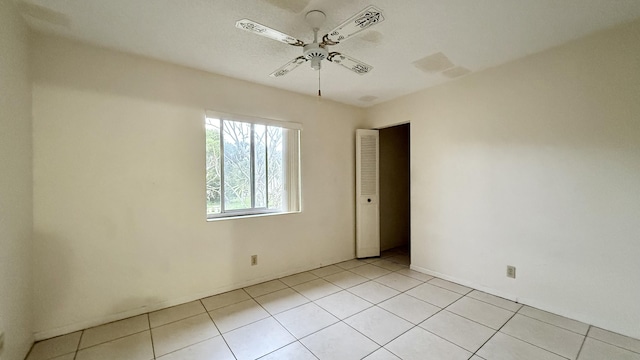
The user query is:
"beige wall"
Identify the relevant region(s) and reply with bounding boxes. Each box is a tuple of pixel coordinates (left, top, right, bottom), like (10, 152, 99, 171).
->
(31, 34, 364, 338)
(366, 20, 640, 338)
(379, 124, 410, 251)
(0, 0, 34, 358)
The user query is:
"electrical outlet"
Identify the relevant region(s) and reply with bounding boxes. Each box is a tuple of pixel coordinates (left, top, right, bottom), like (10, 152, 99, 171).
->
(251, 255, 258, 266)
(507, 265, 516, 279)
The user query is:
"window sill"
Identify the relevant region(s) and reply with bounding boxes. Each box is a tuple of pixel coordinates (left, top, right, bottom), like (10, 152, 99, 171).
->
(206, 210, 301, 222)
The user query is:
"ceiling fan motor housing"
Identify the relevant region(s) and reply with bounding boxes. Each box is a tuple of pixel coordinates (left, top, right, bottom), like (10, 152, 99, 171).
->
(303, 43, 328, 70)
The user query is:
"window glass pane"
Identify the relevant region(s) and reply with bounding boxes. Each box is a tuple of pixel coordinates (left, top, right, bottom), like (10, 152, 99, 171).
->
(254, 124, 267, 208)
(267, 126, 284, 209)
(205, 112, 301, 219)
(205, 118, 221, 214)
(223, 120, 252, 210)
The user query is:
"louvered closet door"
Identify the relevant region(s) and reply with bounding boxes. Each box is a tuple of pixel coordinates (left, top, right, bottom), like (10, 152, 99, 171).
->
(356, 129, 380, 258)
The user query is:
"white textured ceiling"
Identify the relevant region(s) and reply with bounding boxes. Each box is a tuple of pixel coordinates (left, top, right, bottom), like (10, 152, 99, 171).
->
(17, 0, 640, 107)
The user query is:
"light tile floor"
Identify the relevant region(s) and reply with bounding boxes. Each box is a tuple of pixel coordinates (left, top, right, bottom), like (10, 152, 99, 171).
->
(27, 248, 640, 360)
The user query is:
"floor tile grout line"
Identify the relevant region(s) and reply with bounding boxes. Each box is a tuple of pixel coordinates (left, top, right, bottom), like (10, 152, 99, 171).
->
(291, 279, 347, 302)
(201, 299, 238, 360)
(425, 278, 475, 295)
(255, 339, 319, 360)
(466, 292, 524, 312)
(469, 306, 519, 358)
(503, 315, 591, 356)
(291, 313, 341, 341)
(440, 294, 538, 336)
(263, 296, 313, 317)
(357, 346, 383, 360)
(437, 309, 508, 335)
(421, 325, 483, 355)
(252, 286, 309, 304)
(334, 262, 368, 271)
(314, 294, 375, 317)
(575, 325, 591, 360)
(361, 273, 461, 318)
(75, 313, 149, 334)
(146, 313, 156, 360)
(448, 293, 516, 313)
(308, 313, 389, 358)
(149, 309, 208, 329)
(27, 331, 83, 360)
(264, 315, 319, 359)
(374, 299, 451, 352)
(498, 331, 574, 360)
(586, 335, 640, 356)
(381, 325, 425, 359)
(401, 295, 477, 352)
(147, 299, 203, 317)
(345, 286, 403, 305)
(213, 311, 272, 335)
(153, 333, 222, 359)
(317, 298, 375, 323)
(402, 287, 463, 309)
(72, 330, 84, 360)
(248, 294, 300, 358)
(516, 305, 586, 325)
(23, 343, 35, 360)
(75, 328, 150, 352)
(430, 308, 497, 333)
(278, 273, 320, 287)
(203, 292, 254, 313)
(243, 279, 289, 299)
(372, 280, 423, 294)
(354, 304, 424, 344)
(420, 280, 472, 297)
(327, 279, 370, 291)
(340, 260, 398, 274)
(514, 311, 590, 337)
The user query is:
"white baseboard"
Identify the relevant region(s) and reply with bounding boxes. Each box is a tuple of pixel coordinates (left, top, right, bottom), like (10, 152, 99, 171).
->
(410, 264, 519, 303)
(34, 256, 353, 341)
(408, 264, 640, 340)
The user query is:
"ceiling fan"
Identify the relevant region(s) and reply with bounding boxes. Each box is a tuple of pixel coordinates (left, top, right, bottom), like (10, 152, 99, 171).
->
(235, 6, 385, 80)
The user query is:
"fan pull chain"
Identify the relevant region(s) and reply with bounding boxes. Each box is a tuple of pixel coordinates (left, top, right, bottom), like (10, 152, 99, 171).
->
(318, 67, 322, 97)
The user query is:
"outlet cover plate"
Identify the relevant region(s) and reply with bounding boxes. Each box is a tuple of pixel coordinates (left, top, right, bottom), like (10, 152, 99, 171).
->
(507, 265, 516, 279)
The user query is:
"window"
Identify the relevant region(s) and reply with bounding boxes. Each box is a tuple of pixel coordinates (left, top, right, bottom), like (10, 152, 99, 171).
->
(205, 111, 301, 219)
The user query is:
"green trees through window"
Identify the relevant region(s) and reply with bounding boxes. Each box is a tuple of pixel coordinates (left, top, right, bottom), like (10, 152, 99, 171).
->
(205, 117, 289, 217)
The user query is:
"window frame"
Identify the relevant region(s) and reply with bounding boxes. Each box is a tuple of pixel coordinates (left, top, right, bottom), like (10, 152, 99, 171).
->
(205, 110, 302, 220)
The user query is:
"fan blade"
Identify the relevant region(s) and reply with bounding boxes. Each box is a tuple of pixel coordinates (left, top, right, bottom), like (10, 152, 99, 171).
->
(327, 52, 373, 75)
(322, 6, 385, 45)
(270, 56, 308, 77)
(236, 19, 305, 46)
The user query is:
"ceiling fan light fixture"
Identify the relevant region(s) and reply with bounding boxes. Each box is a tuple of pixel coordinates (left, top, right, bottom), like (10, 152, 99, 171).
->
(303, 43, 328, 70)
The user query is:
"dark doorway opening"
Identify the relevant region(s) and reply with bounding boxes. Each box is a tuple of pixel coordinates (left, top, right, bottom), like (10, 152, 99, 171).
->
(379, 123, 410, 260)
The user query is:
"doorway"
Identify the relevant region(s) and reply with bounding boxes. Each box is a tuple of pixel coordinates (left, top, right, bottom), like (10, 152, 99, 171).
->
(378, 123, 410, 263)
